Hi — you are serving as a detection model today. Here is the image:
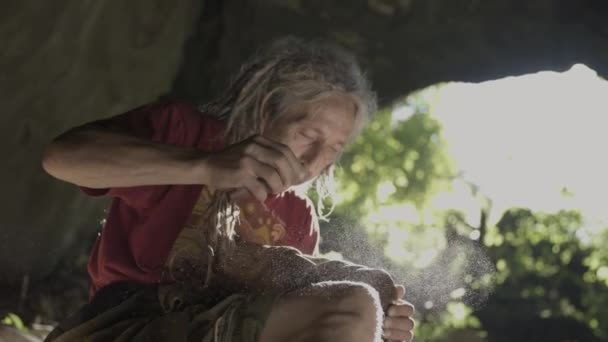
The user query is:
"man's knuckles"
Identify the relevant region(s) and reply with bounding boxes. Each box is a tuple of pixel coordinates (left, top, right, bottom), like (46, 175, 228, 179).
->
(387, 303, 415, 317)
(383, 316, 415, 330)
(384, 329, 413, 342)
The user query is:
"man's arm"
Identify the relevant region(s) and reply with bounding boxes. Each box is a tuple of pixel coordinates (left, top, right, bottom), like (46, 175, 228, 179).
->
(214, 242, 397, 310)
(42, 120, 208, 189)
(41, 102, 307, 201)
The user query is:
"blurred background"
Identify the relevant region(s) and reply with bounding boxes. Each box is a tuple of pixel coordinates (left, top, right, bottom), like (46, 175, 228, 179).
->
(1, 1, 607, 341)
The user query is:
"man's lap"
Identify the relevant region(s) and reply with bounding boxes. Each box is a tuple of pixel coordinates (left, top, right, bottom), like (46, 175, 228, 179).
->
(44, 282, 279, 342)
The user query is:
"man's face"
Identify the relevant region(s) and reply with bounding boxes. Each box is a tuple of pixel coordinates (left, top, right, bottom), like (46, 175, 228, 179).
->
(264, 94, 357, 183)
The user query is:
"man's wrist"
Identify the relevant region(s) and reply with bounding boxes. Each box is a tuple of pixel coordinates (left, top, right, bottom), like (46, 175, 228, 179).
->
(179, 149, 212, 185)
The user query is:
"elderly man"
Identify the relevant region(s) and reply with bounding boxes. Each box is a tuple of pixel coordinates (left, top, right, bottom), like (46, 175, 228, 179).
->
(42, 38, 415, 342)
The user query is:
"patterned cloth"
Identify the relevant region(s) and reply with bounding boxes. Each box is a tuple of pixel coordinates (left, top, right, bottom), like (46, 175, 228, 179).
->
(44, 282, 278, 342)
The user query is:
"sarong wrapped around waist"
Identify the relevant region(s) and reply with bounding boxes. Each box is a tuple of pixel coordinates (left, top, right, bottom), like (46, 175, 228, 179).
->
(44, 281, 278, 342)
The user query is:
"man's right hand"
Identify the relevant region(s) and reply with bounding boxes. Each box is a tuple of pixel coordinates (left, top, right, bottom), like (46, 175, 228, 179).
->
(200, 135, 309, 202)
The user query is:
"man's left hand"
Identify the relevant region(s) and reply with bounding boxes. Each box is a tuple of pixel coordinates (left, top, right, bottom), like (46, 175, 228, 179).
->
(383, 284, 415, 342)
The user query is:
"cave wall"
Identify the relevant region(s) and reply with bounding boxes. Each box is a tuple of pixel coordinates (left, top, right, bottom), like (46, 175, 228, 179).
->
(0, 0, 200, 285)
(2, 0, 608, 288)
(172, 0, 608, 105)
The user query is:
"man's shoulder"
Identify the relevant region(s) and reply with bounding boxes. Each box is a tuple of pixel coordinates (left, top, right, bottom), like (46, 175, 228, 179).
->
(159, 100, 223, 126)
(150, 100, 225, 148)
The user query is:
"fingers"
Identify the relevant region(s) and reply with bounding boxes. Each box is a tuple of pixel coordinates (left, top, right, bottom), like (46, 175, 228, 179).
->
(394, 284, 406, 301)
(216, 135, 310, 203)
(250, 135, 309, 185)
(383, 316, 415, 342)
(383, 316, 415, 331)
(387, 302, 415, 317)
(240, 155, 284, 194)
(384, 329, 413, 342)
(241, 177, 271, 203)
(237, 145, 286, 194)
(228, 188, 253, 203)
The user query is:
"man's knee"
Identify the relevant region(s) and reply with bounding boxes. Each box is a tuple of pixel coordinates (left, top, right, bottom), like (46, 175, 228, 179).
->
(326, 282, 380, 315)
(260, 282, 383, 342)
(313, 282, 383, 341)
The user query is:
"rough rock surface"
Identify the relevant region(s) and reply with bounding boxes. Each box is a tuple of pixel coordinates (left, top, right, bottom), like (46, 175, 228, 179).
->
(0, 1, 199, 285)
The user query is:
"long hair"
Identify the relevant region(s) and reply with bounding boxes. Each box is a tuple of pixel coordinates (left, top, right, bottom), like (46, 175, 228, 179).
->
(167, 37, 376, 283)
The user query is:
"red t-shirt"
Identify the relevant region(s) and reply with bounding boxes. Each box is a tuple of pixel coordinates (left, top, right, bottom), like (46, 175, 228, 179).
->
(81, 101, 319, 298)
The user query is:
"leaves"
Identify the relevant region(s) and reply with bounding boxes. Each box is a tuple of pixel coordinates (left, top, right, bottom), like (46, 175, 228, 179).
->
(318, 85, 608, 341)
(336, 101, 455, 218)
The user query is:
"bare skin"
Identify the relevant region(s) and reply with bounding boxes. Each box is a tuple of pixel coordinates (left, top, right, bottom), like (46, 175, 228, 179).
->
(42, 94, 415, 342)
(260, 282, 384, 342)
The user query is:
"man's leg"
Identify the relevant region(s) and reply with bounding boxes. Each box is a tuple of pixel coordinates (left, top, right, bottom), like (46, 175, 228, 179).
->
(259, 281, 383, 342)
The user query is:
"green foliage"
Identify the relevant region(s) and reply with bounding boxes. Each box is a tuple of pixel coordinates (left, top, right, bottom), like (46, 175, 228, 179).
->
(415, 303, 487, 342)
(336, 101, 454, 219)
(320, 86, 608, 341)
(1, 312, 25, 330)
(478, 208, 608, 341)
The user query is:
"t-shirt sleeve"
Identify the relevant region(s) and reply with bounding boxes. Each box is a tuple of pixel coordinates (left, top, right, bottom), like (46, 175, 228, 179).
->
(79, 101, 202, 208)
